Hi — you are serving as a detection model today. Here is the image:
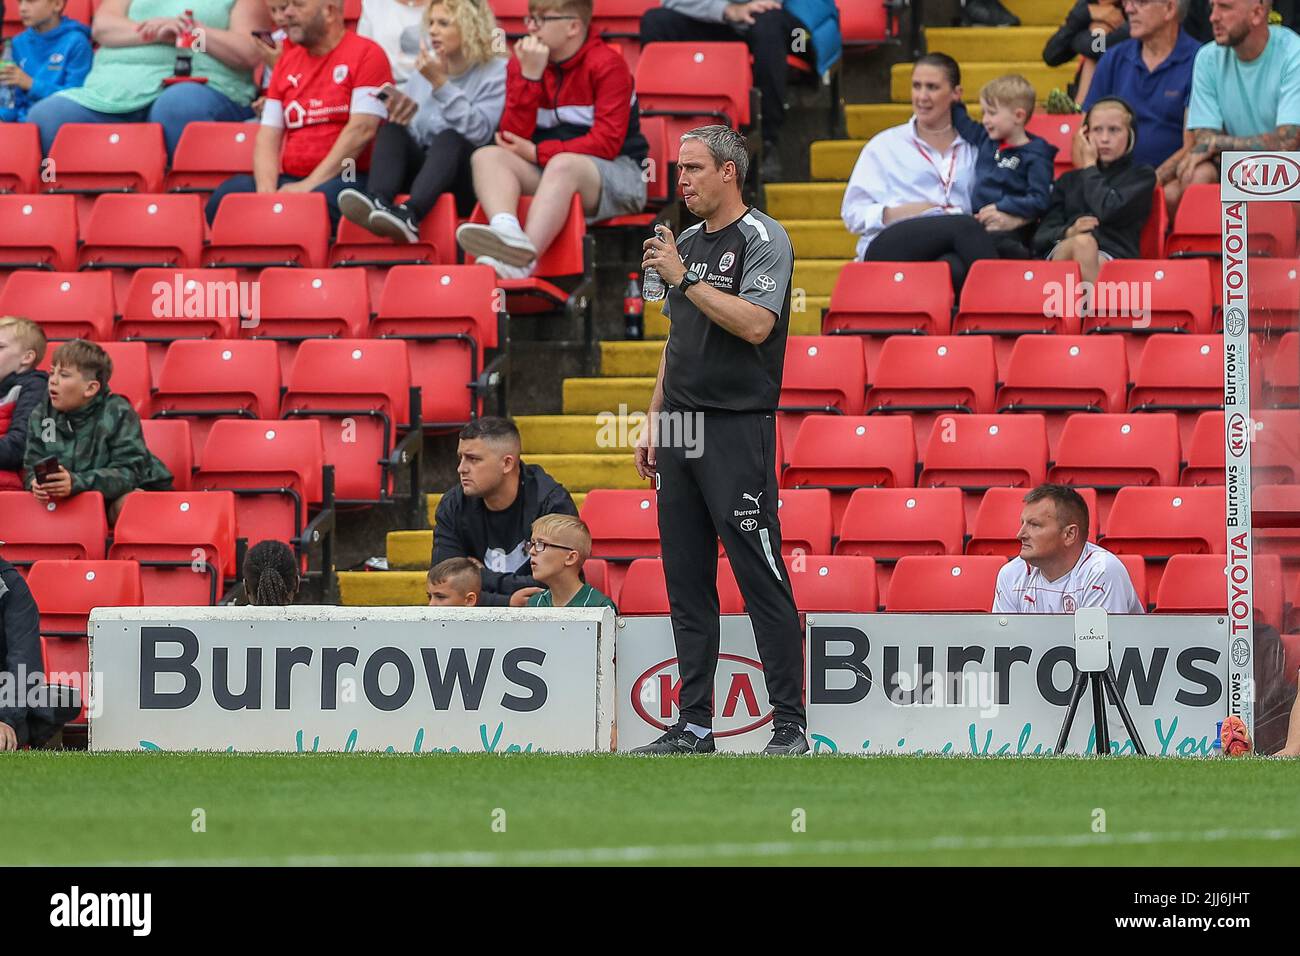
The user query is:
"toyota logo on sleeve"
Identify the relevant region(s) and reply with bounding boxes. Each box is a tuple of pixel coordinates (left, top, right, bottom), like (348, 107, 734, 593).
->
(754, 274, 776, 292)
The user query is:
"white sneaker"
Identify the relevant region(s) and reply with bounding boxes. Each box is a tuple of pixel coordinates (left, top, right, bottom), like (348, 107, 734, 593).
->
(456, 222, 537, 267)
(476, 255, 535, 280)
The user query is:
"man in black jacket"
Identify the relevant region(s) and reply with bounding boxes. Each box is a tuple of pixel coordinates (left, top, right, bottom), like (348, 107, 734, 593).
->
(1, 555, 78, 749)
(431, 417, 578, 607)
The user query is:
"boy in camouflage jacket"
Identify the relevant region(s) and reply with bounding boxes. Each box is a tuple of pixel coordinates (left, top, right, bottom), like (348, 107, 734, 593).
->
(23, 339, 172, 521)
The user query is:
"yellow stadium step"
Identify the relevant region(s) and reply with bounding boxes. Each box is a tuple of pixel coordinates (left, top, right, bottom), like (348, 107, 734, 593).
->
(600, 340, 665, 378)
(891, 60, 1075, 104)
(646, 298, 668, 339)
(1005, 0, 1071, 26)
(525, 453, 647, 492)
(640, 289, 826, 337)
(810, 139, 864, 181)
(518, 413, 646, 454)
(562, 376, 655, 416)
(765, 182, 846, 220)
(845, 102, 985, 141)
(387, 530, 434, 570)
(924, 26, 1055, 63)
(786, 219, 859, 259)
(793, 260, 846, 298)
(338, 570, 426, 606)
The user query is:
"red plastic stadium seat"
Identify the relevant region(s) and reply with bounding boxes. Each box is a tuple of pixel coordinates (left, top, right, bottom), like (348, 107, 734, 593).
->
(27, 559, 144, 637)
(580, 488, 660, 596)
(1140, 184, 1168, 259)
(40, 636, 89, 726)
(0, 123, 41, 193)
(1242, 259, 1300, 337)
(583, 558, 609, 596)
(280, 338, 414, 501)
(966, 486, 1100, 557)
(465, 195, 588, 314)
(343, 0, 361, 28)
(1128, 334, 1225, 414)
(205, 192, 331, 269)
(866, 335, 996, 449)
(635, 43, 752, 160)
(789, 555, 879, 613)
(1166, 183, 1296, 257)
(1155, 553, 1284, 631)
(835, 486, 965, 605)
(1026, 114, 1080, 178)
(771, 488, 833, 556)
(1252, 410, 1300, 485)
(165, 122, 257, 193)
(618, 557, 744, 615)
(249, 267, 370, 378)
(0, 491, 108, 565)
(640, 115, 672, 207)
(194, 419, 326, 546)
(0, 195, 79, 273)
(782, 415, 916, 530)
(78, 194, 206, 270)
(589, 0, 656, 72)
(153, 340, 283, 459)
(47, 124, 166, 194)
(885, 555, 1005, 612)
(100, 341, 154, 417)
(1264, 331, 1298, 406)
(109, 491, 238, 605)
(141, 419, 193, 491)
(1102, 486, 1226, 559)
(823, 261, 954, 343)
(1254, 484, 1300, 560)
(918, 413, 1049, 490)
(0, 271, 115, 340)
(1180, 410, 1225, 486)
(373, 264, 500, 427)
(1089, 259, 1213, 338)
(954, 260, 1084, 336)
(330, 192, 457, 269)
(839, 0, 896, 43)
(777, 334, 867, 452)
(997, 336, 1128, 450)
(1049, 413, 1182, 488)
(118, 269, 244, 376)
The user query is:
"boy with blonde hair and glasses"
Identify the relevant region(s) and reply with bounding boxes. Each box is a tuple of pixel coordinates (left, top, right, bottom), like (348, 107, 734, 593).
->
(524, 514, 616, 610)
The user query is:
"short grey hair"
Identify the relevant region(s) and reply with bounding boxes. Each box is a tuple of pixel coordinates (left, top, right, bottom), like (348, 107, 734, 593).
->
(679, 125, 749, 185)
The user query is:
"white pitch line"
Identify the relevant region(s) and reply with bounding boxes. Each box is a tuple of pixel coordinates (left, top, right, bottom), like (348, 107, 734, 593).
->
(74, 827, 1300, 868)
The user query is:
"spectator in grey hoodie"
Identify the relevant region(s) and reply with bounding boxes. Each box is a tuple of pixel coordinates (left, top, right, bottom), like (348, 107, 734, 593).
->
(338, 0, 507, 242)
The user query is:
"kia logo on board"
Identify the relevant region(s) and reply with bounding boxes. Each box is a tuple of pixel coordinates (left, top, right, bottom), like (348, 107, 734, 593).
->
(1227, 412, 1250, 458)
(1226, 154, 1300, 196)
(631, 654, 772, 737)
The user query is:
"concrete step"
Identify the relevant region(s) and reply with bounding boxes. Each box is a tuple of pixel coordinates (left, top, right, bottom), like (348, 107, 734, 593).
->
(646, 298, 668, 339)
(524, 453, 647, 492)
(793, 260, 847, 298)
(844, 102, 985, 140)
(600, 339, 665, 378)
(765, 182, 846, 220)
(810, 139, 864, 181)
(891, 60, 1076, 104)
(639, 291, 827, 338)
(924, 26, 1055, 63)
(338, 570, 426, 606)
(786, 219, 859, 259)
(387, 530, 435, 570)
(518, 413, 646, 454)
(1004, 0, 1071, 26)
(562, 376, 655, 416)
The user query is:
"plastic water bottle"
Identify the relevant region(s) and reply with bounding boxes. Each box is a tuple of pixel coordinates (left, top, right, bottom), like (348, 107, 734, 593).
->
(0, 41, 15, 113)
(642, 224, 667, 302)
(623, 272, 644, 340)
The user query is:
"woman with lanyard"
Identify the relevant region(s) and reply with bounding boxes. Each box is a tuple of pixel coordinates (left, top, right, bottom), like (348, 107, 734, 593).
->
(840, 53, 996, 294)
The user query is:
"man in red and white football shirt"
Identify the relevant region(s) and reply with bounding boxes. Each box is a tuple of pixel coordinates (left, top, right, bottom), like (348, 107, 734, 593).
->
(993, 484, 1145, 614)
(206, 0, 392, 226)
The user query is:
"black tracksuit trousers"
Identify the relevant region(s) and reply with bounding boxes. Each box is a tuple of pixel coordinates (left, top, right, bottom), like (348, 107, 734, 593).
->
(655, 409, 806, 730)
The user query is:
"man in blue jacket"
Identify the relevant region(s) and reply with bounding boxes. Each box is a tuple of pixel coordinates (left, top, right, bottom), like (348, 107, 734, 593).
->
(0, 0, 93, 123)
(639, 0, 841, 182)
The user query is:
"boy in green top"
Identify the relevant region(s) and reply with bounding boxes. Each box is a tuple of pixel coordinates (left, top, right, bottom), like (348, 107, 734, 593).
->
(524, 514, 617, 611)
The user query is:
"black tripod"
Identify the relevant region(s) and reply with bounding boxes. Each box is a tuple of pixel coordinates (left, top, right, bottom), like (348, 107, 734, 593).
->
(1055, 665, 1147, 755)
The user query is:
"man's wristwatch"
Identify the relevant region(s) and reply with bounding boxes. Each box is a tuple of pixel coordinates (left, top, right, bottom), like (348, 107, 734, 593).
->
(676, 271, 701, 293)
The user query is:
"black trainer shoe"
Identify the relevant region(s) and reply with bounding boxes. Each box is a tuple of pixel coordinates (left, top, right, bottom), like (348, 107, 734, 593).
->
(369, 202, 420, 243)
(338, 187, 378, 230)
(630, 722, 716, 754)
(962, 0, 1020, 26)
(763, 723, 810, 755)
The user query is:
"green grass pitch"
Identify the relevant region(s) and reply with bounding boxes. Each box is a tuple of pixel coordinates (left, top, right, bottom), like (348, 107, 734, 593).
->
(3, 753, 1299, 866)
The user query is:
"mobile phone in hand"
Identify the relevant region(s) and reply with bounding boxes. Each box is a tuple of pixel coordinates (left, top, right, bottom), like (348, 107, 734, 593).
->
(374, 82, 398, 103)
(34, 455, 60, 484)
(252, 29, 276, 45)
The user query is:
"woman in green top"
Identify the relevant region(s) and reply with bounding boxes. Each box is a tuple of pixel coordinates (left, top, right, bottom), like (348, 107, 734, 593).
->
(26, 0, 268, 157)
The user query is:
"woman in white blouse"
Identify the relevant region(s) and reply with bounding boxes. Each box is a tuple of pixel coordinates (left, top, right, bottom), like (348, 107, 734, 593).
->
(841, 53, 994, 293)
(358, 0, 428, 85)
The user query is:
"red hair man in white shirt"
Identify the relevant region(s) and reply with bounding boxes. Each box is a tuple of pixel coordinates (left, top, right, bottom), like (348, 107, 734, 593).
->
(993, 483, 1145, 614)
